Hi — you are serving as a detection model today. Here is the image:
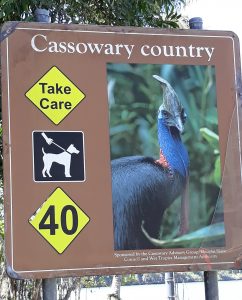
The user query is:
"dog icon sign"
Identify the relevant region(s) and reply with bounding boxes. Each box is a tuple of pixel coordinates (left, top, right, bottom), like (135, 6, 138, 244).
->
(33, 131, 85, 182)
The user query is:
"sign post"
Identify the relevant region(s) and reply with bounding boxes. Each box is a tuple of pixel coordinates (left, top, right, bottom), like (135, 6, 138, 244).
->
(1, 22, 242, 279)
(34, 10, 56, 300)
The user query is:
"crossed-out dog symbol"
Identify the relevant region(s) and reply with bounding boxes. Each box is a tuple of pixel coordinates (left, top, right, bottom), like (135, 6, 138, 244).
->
(41, 132, 80, 178)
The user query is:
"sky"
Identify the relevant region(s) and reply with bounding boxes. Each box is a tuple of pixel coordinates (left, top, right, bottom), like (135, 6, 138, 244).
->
(183, 0, 242, 45)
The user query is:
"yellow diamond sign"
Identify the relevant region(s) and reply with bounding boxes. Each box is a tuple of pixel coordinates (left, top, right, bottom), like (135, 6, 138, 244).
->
(29, 188, 90, 254)
(25, 66, 85, 125)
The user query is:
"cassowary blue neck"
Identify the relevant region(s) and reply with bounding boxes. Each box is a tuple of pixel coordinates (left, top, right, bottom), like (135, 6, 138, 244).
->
(157, 119, 189, 178)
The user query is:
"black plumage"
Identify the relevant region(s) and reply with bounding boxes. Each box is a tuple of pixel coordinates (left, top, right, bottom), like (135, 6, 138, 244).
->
(111, 75, 189, 250)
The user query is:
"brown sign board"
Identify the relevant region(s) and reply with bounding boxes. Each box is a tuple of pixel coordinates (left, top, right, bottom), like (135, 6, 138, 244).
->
(1, 22, 242, 279)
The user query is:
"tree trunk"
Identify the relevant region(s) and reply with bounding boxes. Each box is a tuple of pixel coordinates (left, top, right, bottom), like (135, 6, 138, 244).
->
(32, 279, 42, 300)
(107, 275, 122, 300)
(0, 275, 10, 299)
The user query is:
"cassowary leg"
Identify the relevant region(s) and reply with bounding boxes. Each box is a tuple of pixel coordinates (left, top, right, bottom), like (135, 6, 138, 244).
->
(179, 179, 189, 235)
(107, 275, 122, 300)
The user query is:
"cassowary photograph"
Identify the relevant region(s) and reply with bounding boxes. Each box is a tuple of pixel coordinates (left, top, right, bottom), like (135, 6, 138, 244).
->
(107, 63, 225, 251)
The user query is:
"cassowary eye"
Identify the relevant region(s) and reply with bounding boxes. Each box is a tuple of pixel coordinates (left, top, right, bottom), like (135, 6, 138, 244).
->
(162, 110, 170, 119)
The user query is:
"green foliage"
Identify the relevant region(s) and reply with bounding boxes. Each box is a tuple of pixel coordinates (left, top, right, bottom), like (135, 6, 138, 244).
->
(0, 0, 188, 26)
(144, 222, 225, 248)
(122, 274, 139, 285)
(108, 63, 161, 158)
(200, 127, 219, 150)
(0, 0, 32, 22)
(200, 127, 221, 187)
(158, 64, 223, 238)
(108, 63, 223, 246)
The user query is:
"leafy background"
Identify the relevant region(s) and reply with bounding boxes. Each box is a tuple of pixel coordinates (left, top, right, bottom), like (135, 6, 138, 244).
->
(107, 63, 224, 247)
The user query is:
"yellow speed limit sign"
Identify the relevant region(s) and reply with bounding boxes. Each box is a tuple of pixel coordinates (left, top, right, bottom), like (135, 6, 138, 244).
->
(29, 188, 90, 254)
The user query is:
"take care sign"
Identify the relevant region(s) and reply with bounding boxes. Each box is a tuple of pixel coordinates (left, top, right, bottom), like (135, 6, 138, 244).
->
(1, 22, 242, 279)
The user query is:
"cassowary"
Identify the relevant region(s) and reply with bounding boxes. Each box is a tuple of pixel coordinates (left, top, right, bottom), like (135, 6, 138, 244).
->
(111, 75, 189, 250)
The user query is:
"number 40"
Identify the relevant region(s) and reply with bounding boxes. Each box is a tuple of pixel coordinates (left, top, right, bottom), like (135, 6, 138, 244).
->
(39, 205, 78, 235)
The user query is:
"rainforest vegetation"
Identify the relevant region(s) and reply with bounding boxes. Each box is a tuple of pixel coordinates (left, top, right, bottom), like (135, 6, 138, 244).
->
(108, 63, 223, 248)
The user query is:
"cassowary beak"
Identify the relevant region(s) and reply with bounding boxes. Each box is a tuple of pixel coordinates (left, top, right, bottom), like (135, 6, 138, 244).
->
(175, 116, 184, 133)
